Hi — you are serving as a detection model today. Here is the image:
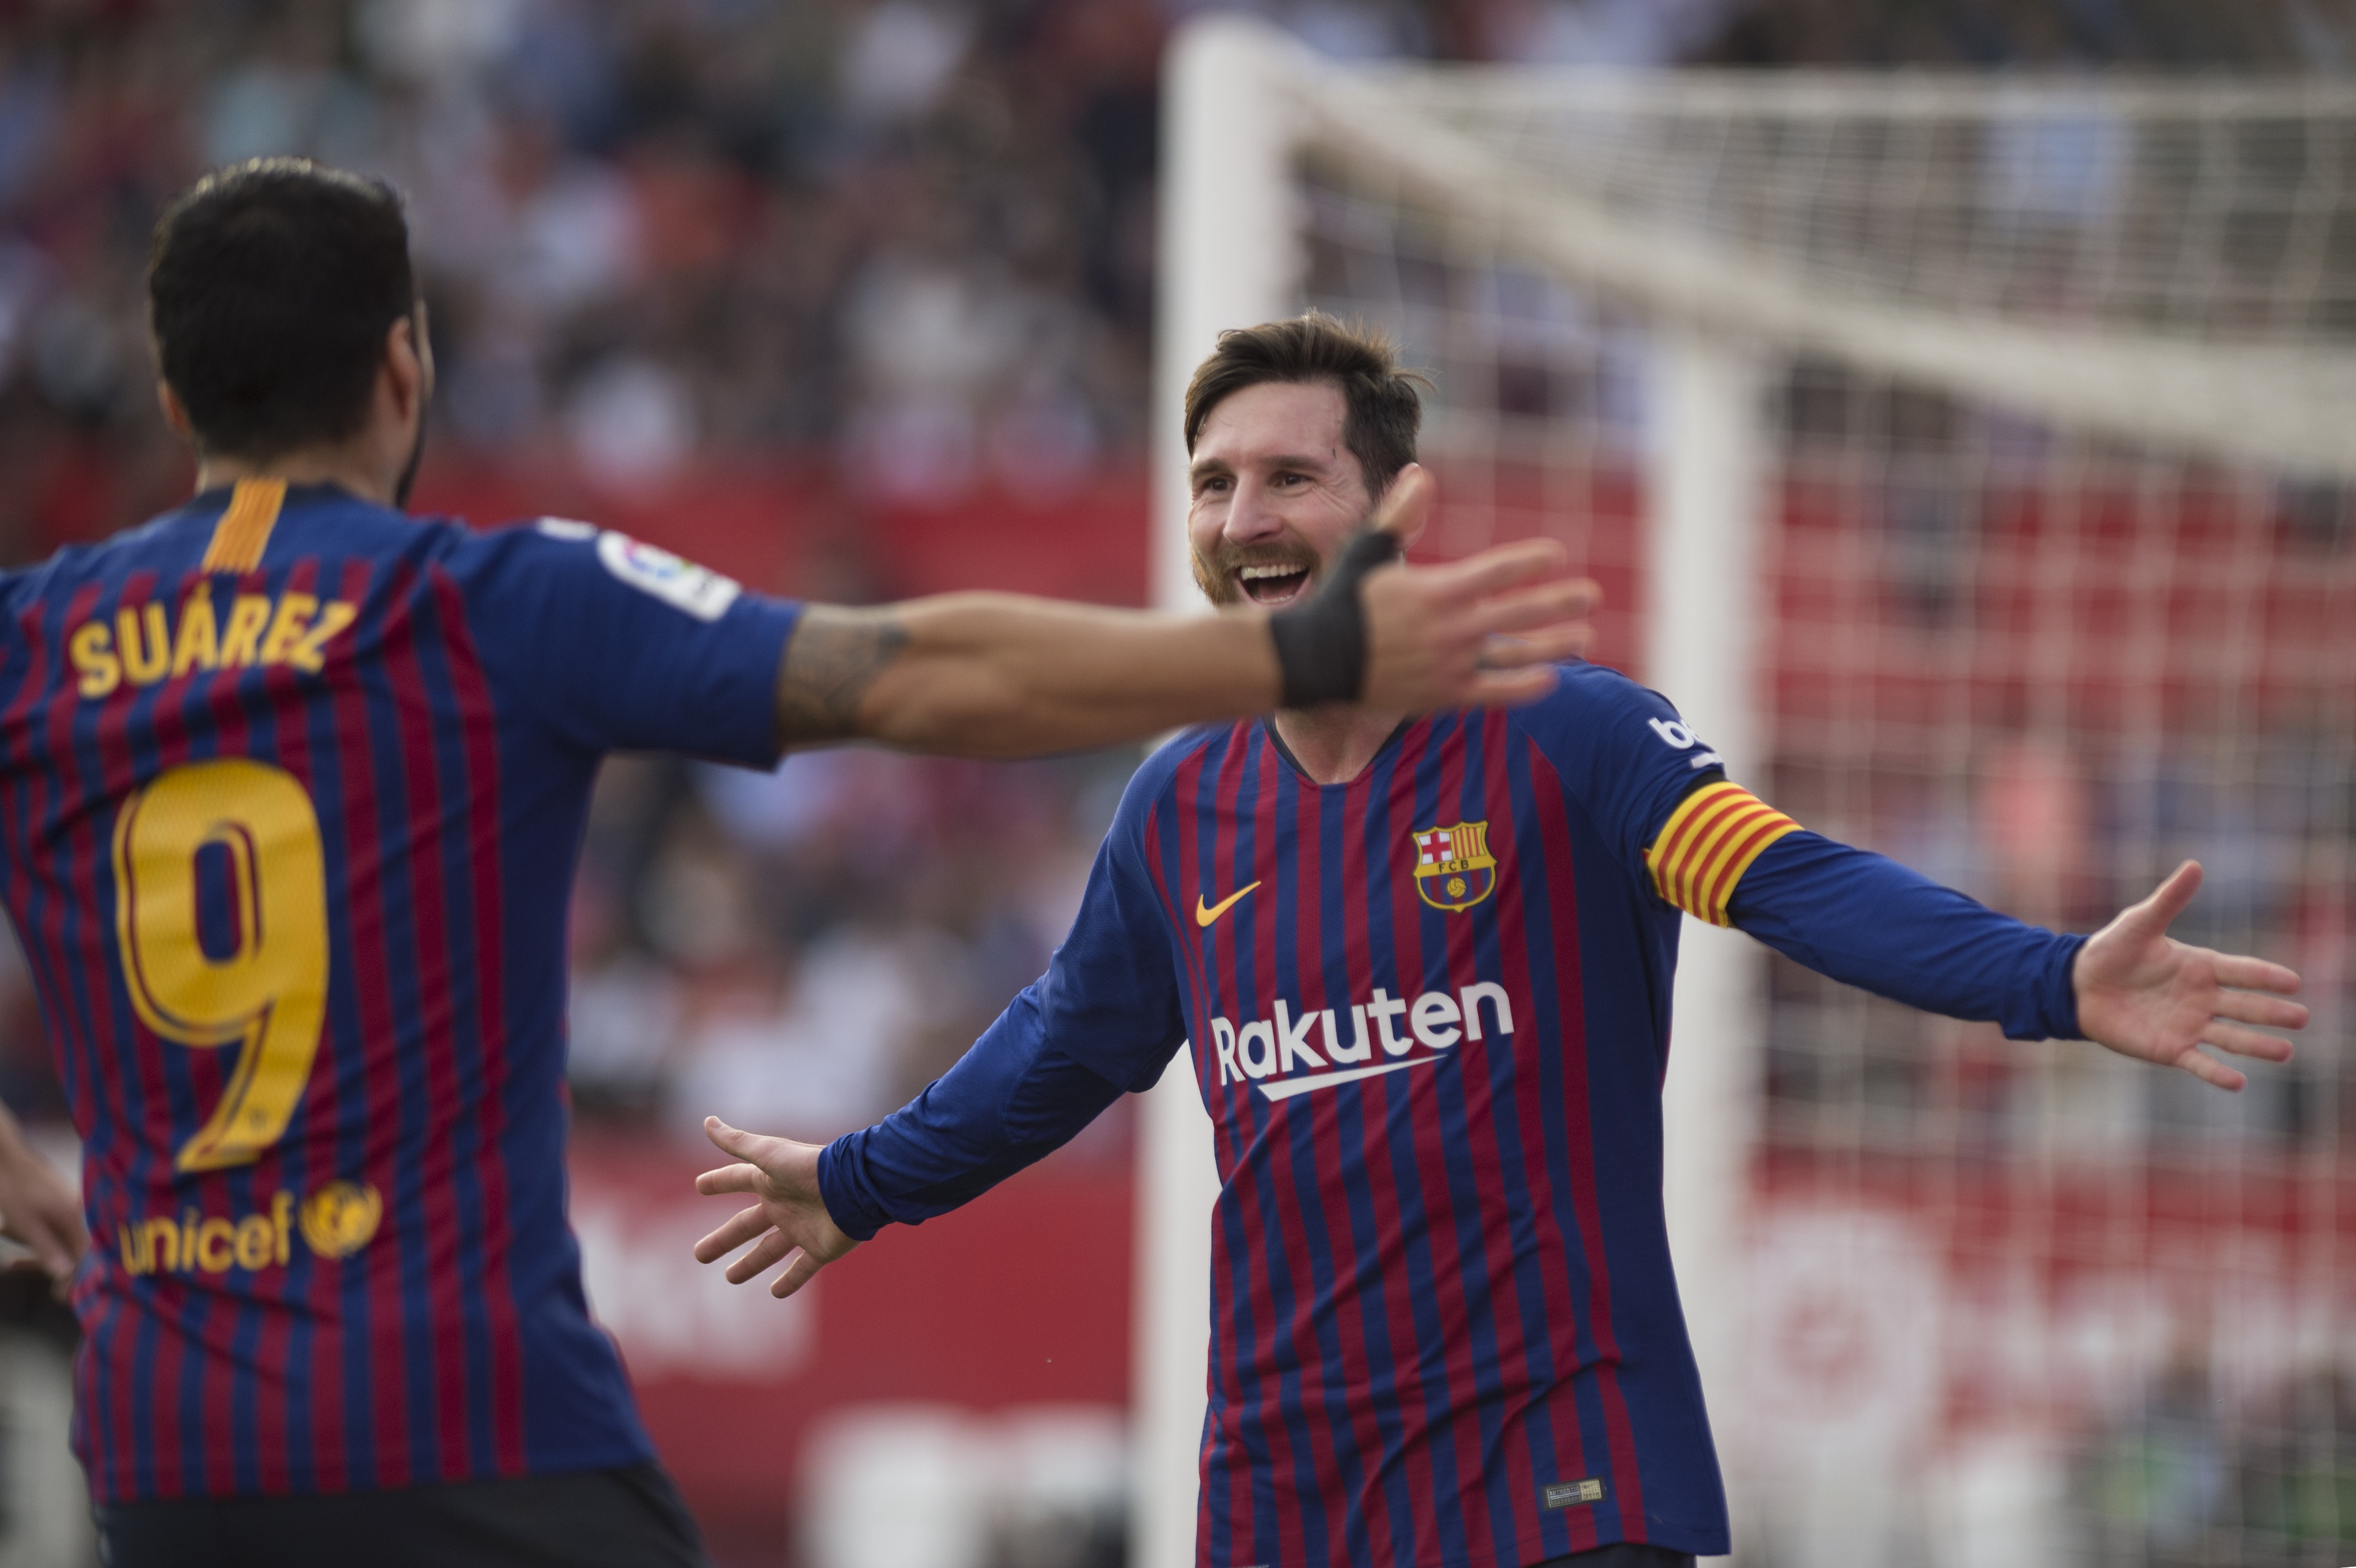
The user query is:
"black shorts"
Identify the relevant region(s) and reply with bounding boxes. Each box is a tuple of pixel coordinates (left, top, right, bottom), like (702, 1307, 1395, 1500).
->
(94, 1463, 708, 1568)
(1538, 1544, 1697, 1568)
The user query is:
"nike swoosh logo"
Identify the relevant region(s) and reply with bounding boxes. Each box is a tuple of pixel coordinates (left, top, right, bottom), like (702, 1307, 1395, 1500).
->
(1194, 881, 1262, 928)
(1258, 1058, 1439, 1102)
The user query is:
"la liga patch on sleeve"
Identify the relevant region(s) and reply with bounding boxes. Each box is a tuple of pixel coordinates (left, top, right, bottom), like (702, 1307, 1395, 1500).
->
(592, 531, 742, 622)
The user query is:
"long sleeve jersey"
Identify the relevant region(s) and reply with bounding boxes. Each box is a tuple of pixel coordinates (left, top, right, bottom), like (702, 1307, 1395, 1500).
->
(821, 662, 2084, 1568)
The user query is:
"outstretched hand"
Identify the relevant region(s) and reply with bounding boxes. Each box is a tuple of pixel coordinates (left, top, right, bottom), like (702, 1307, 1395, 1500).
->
(691, 1117, 858, 1299)
(2073, 861, 2306, 1092)
(1357, 466, 1602, 712)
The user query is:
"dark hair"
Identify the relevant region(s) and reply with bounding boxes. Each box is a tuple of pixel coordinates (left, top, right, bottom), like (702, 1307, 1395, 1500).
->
(148, 158, 417, 460)
(1182, 312, 1427, 496)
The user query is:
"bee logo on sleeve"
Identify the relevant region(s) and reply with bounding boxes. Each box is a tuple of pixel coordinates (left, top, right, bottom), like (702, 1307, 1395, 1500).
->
(1412, 821, 1498, 912)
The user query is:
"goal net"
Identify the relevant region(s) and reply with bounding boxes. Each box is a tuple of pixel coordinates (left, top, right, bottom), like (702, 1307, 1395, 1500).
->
(1144, 19, 2356, 1567)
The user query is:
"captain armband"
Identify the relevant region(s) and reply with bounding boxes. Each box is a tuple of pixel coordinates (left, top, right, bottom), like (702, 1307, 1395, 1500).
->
(1644, 781, 1802, 927)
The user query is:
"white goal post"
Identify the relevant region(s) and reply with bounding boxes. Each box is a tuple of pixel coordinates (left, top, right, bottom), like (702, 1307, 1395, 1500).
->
(1142, 18, 2356, 1567)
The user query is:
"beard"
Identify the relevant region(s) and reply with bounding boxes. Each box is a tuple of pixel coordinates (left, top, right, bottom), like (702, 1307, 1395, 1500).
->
(1190, 533, 1324, 610)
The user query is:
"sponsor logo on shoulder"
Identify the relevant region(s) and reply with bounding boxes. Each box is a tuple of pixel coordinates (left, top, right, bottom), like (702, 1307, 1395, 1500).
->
(1648, 715, 1723, 770)
(594, 531, 742, 622)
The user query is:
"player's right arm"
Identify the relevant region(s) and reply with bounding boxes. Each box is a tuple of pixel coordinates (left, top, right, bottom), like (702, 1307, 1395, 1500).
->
(693, 760, 1187, 1298)
(461, 474, 1592, 766)
(773, 467, 1596, 757)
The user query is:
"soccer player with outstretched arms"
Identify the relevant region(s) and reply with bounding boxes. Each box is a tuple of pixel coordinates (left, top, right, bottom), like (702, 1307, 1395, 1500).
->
(695, 314, 2309, 1568)
(0, 164, 1596, 1568)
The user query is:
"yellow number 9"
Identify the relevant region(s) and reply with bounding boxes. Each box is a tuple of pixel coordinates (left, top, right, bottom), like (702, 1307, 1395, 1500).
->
(112, 759, 329, 1172)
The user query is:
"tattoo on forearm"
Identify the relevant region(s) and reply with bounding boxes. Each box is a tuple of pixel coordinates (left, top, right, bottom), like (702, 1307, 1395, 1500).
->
(775, 607, 912, 746)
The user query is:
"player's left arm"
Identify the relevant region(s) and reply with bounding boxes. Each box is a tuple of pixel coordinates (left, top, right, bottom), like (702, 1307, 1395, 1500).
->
(1531, 667, 2304, 1094)
(1664, 804, 2308, 1093)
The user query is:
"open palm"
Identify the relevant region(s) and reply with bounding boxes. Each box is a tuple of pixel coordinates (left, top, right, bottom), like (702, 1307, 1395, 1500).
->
(691, 1117, 859, 1299)
(2073, 861, 2306, 1092)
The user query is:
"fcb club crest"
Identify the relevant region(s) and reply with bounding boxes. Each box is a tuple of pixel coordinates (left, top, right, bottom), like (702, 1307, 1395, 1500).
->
(1412, 821, 1498, 912)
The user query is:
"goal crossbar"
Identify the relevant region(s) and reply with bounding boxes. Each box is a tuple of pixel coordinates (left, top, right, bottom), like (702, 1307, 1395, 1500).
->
(1269, 37, 2356, 478)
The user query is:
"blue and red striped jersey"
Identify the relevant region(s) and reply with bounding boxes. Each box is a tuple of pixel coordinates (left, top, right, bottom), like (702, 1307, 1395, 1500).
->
(822, 661, 2085, 1568)
(1143, 675, 1735, 1565)
(0, 479, 796, 1503)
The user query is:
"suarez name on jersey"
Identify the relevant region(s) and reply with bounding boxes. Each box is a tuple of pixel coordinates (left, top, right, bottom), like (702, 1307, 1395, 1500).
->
(0, 479, 797, 1503)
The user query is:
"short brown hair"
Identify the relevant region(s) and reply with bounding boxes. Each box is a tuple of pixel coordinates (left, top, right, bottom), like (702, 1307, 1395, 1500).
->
(1182, 312, 1426, 497)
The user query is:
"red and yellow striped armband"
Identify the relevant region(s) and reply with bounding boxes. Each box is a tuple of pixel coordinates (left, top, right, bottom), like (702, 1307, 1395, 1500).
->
(1643, 781, 1802, 927)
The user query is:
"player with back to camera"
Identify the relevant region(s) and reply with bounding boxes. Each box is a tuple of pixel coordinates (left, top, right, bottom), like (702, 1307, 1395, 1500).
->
(694, 313, 2311, 1568)
(0, 162, 1600, 1568)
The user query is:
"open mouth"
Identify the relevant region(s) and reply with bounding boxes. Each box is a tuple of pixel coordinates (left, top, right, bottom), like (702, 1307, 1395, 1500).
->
(1236, 562, 1313, 608)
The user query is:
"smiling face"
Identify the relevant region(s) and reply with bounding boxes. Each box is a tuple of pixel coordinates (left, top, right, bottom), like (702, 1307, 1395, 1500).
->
(1187, 379, 1377, 610)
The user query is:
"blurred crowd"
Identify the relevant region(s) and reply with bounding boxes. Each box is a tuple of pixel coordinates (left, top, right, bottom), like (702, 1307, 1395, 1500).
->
(0, 0, 2337, 552)
(563, 746, 1135, 1145)
(0, 0, 1178, 546)
(0, 0, 2345, 1144)
(2074, 1358, 2356, 1567)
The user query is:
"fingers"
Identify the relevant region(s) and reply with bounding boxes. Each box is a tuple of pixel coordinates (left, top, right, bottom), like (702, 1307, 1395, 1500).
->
(1478, 626, 1590, 671)
(693, 1204, 774, 1265)
(1462, 667, 1562, 707)
(27, 1216, 78, 1284)
(1466, 577, 1600, 638)
(1418, 537, 1570, 601)
(2211, 952, 2303, 997)
(2210, 986, 2309, 1032)
(0, 1179, 83, 1289)
(59, 1204, 88, 1260)
(773, 1248, 828, 1300)
(702, 1115, 773, 1163)
(1369, 464, 1432, 538)
(2174, 1047, 2248, 1094)
(695, 1162, 760, 1198)
(2126, 861, 2203, 938)
(724, 1228, 797, 1286)
(2199, 1019, 2297, 1064)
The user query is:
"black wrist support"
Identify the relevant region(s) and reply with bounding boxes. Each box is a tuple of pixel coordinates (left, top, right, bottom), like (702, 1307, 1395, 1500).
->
(1268, 528, 1405, 708)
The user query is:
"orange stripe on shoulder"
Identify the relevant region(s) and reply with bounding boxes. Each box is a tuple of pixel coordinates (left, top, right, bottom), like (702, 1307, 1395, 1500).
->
(1645, 781, 1742, 908)
(199, 478, 287, 575)
(1648, 782, 1740, 871)
(1679, 804, 1778, 914)
(1664, 792, 1765, 914)
(1645, 781, 1801, 923)
(1694, 811, 1800, 924)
